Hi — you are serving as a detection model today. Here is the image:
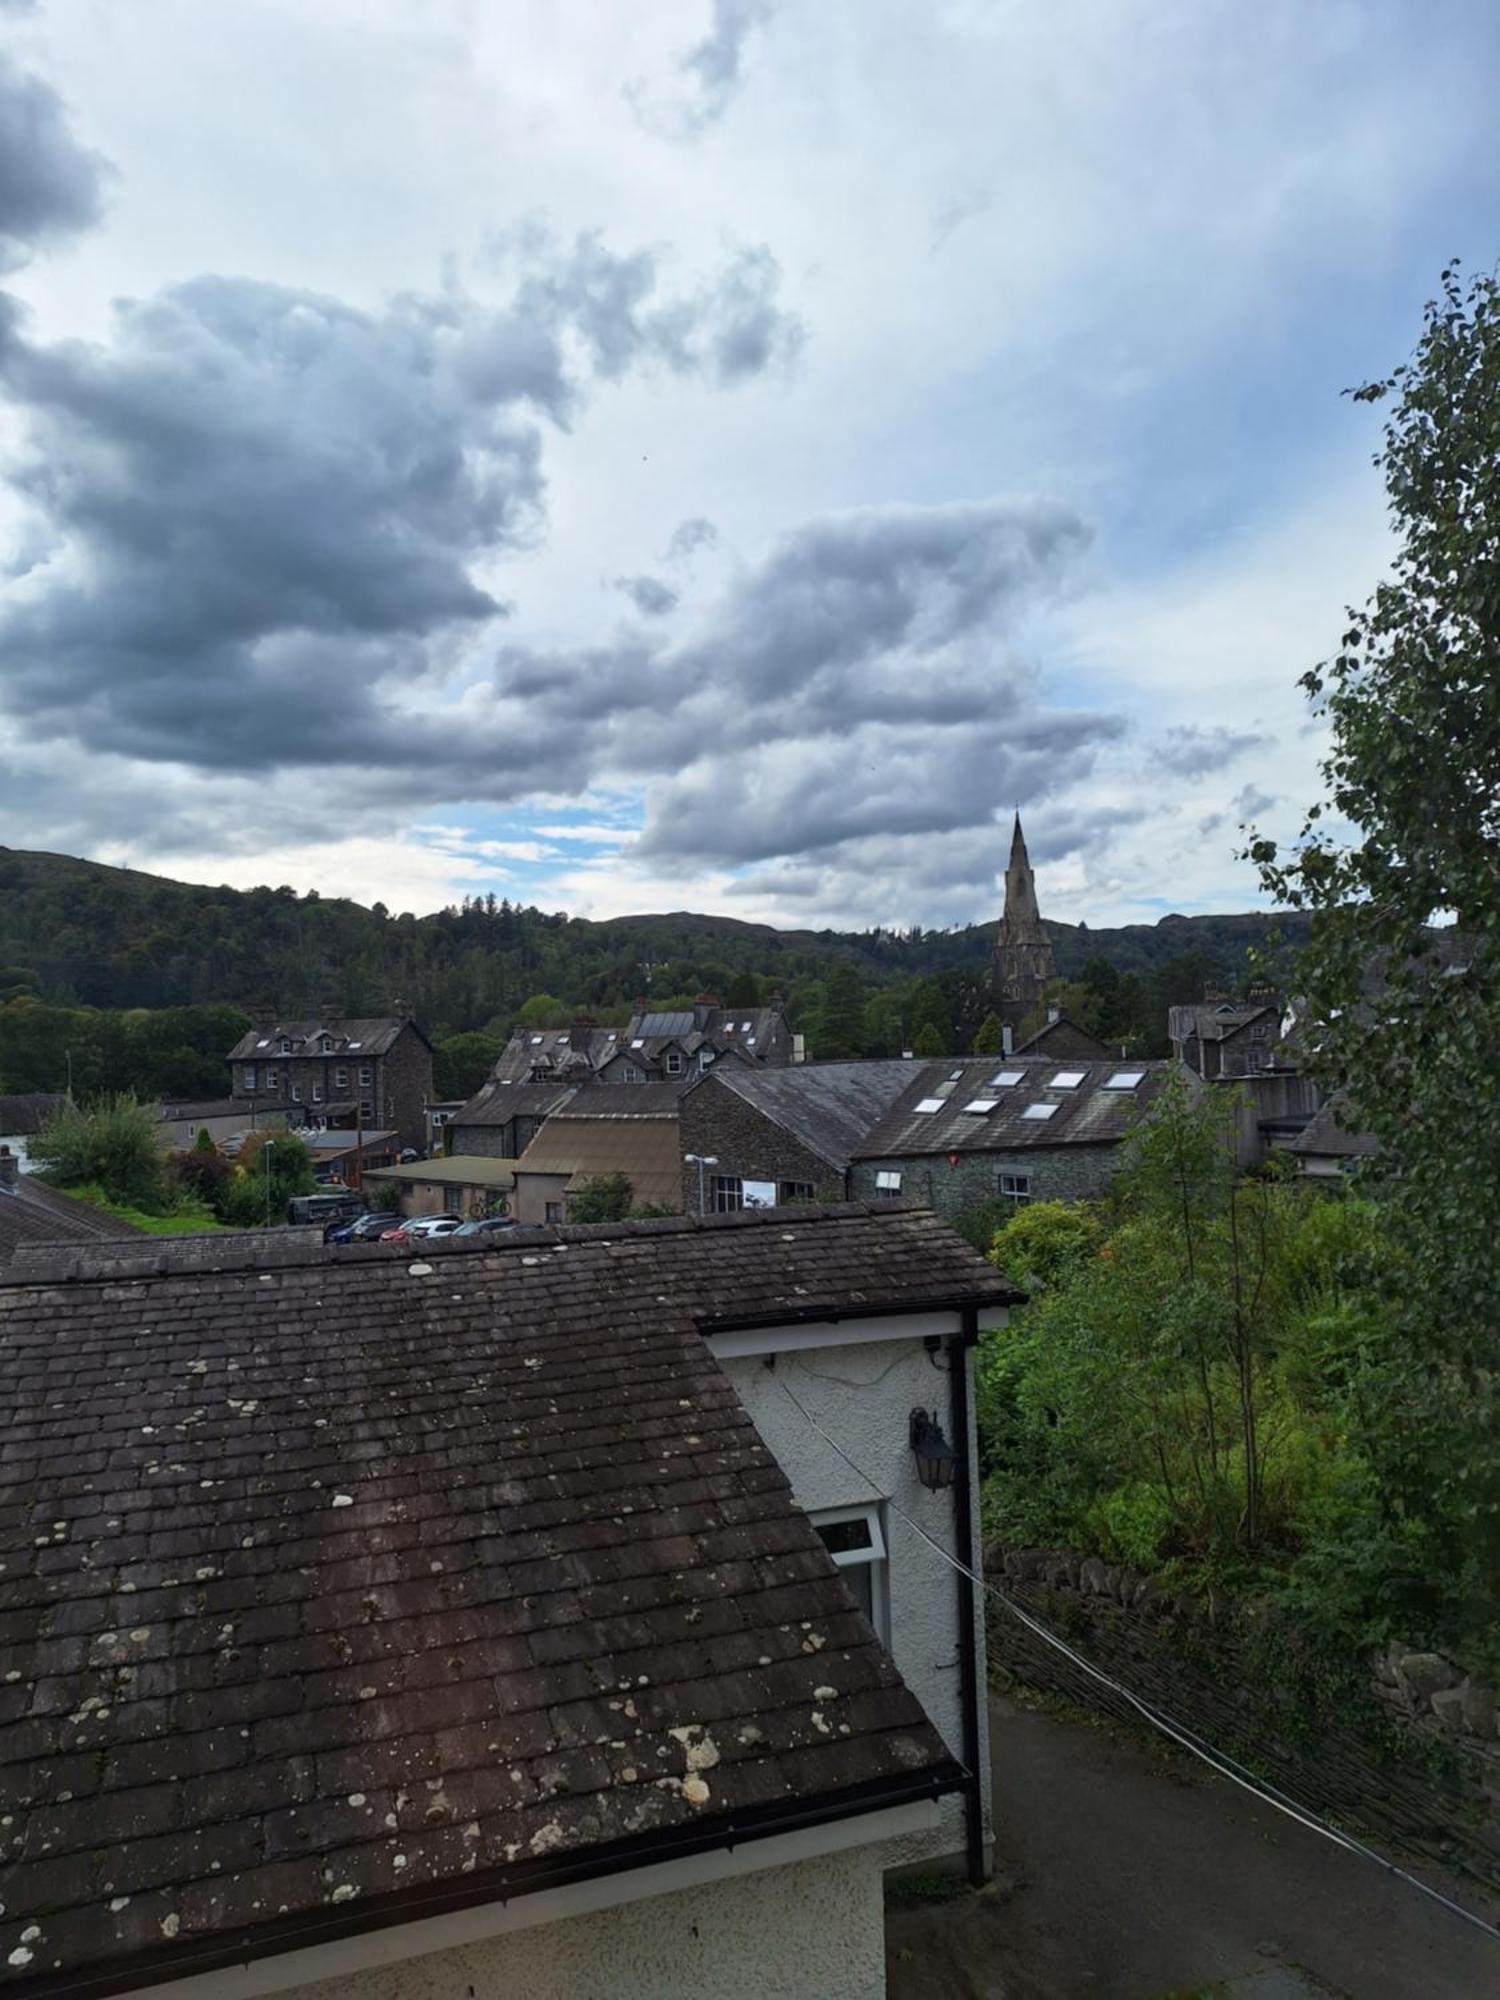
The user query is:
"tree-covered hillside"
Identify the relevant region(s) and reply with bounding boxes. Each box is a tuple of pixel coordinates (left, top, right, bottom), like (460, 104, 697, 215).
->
(0, 844, 1308, 1041)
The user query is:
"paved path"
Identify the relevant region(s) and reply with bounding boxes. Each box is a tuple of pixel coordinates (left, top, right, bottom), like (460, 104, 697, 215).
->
(886, 1693, 1500, 1999)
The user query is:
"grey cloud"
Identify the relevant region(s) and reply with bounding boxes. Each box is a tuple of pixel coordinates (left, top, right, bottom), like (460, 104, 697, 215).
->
(0, 55, 108, 269)
(627, 0, 775, 140)
(613, 574, 680, 617)
(663, 515, 718, 563)
(0, 236, 798, 774)
(1233, 783, 1275, 820)
(1151, 723, 1272, 776)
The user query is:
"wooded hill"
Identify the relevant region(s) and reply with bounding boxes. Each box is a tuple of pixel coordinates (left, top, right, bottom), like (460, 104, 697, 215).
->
(0, 844, 1308, 1033)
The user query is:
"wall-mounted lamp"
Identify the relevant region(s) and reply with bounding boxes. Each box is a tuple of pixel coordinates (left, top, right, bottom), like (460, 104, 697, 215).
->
(909, 1407, 959, 1491)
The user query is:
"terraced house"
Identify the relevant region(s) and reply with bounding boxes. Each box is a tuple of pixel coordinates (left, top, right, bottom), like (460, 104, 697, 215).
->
(226, 1014, 434, 1153)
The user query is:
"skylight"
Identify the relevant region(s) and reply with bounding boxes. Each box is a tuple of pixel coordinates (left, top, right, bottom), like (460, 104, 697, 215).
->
(914, 1097, 946, 1115)
(741, 1020, 752, 1031)
(1050, 1070, 1087, 1089)
(990, 1069, 1024, 1088)
(630, 1038, 644, 1048)
(530, 1035, 544, 1045)
(963, 1098, 999, 1115)
(1022, 1102, 1059, 1120)
(1105, 1070, 1146, 1090)
(934, 1080, 957, 1100)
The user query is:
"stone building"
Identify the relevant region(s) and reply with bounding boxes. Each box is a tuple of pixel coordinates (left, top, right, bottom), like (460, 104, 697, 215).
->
(226, 1014, 434, 1152)
(1167, 987, 1283, 1078)
(443, 1079, 576, 1160)
(847, 1055, 1184, 1219)
(678, 1060, 923, 1214)
(991, 814, 1056, 1043)
(489, 997, 798, 1090)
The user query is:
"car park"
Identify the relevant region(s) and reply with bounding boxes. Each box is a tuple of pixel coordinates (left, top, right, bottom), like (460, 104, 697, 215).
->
(452, 1215, 515, 1237)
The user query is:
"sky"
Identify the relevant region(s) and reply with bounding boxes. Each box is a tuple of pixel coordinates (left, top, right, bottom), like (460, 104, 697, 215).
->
(0, 1, 1494, 932)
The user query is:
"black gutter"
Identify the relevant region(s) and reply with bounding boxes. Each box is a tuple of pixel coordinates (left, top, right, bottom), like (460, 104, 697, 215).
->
(951, 1304, 988, 1887)
(15, 1762, 967, 2000)
(701, 1287, 1023, 1336)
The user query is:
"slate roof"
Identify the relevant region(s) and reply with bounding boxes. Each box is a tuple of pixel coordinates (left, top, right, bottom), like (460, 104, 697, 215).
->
(8, 1228, 327, 1286)
(854, 1056, 1181, 1159)
(1012, 1016, 1112, 1059)
(1166, 1001, 1278, 1046)
(0, 1178, 142, 1270)
(0, 1207, 1005, 1995)
(0, 1098, 65, 1138)
(1285, 1096, 1381, 1162)
(446, 1080, 577, 1130)
(694, 1061, 926, 1170)
(489, 1029, 622, 1083)
(549, 1080, 689, 1119)
(363, 1155, 519, 1191)
(227, 1019, 426, 1063)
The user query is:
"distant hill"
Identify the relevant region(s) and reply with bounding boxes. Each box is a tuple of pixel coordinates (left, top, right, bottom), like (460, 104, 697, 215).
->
(0, 845, 1309, 1032)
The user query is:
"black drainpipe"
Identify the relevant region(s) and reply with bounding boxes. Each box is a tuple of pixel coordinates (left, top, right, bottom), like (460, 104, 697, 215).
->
(951, 1304, 987, 1886)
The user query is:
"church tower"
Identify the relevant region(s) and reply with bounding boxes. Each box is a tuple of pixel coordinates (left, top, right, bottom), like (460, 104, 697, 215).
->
(992, 813, 1055, 1039)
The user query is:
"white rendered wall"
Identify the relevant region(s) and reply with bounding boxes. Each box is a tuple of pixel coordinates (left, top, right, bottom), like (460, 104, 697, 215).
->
(273, 1847, 884, 2000)
(718, 1332, 992, 1874)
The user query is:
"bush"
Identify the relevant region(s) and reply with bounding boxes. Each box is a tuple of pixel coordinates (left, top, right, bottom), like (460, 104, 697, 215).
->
(32, 1095, 167, 1211)
(568, 1173, 634, 1223)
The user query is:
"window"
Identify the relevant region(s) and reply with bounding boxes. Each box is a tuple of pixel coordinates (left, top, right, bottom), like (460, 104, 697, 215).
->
(622, 1064, 644, 1083)
(1250, 1022, 1268, 1041)
(811, 1505, 888, 1640)
(874, 1168, 903, 1193)
(665, 1051, 684, 1075)
(699, 1050, 716, 1072)
(335, 1066, 348, 1089)
(990, 1070, 1024, 1088)
(710, 1174, 743, 1213)
(1050, 1070, 1087, 1090)
(278, 1038, 291, 1055)
(359, 1064, 373, 1086)
(630, 1038, 645, 1049)
(544, 1201, 564, 1223)
(242, 1064, 257, 1091)
(291, 1084, 302, 1104)
(530, 1035, 544, 1046)
(779, 1180, 815, 1204)
(360, 1099, 374, 1121)
(320, 1037, 334, 1055)
(1022, 1102, 1058, 1121)
(962, 1098, 998, 1115)
(1104, 1070, 1145, 1090)
(265, 1066, 279, 1091)
(999, 1172, 1032, 1204)
(913, 1097, 946, 1115)
(311, 1086, 323, 1104)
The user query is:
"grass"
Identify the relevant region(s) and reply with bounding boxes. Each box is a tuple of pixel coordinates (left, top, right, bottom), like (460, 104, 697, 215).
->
(66, 1186, 231, 1235)
(884, 1870, 973, 1910)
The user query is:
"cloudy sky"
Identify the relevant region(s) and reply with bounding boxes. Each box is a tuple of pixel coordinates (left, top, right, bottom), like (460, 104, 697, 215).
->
(0, 2, 1494, 929)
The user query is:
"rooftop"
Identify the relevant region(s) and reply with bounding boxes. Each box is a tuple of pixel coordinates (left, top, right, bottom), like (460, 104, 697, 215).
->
(362, 1153, 518, 1189)
(0, 1208, 1011, 1992)
(692, 1060, 926, 1170)
(227, 1018, 425, 1063)
(446, 1080, 577, 1129)
(853, 1057, 1181, 1158)
(0, 1172, 141, 1270)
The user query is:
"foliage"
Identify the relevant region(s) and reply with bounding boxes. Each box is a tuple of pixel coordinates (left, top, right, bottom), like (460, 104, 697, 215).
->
(32, 1095, 168, 1211)
(1249, 264, 1500, 1663)
(0, 999, 251, 1098)
(813, 963, 866, 1060)
(567, 1172, 635, 1223)
(68, 1188, 227, 1236)
(216, 1130, 316, 1226)
(911, 1023, 946, 1058)
(971, 1011, 1006, 1056)
(988, 1199, 1103, 1292)
(433, 1030, 506, 1100)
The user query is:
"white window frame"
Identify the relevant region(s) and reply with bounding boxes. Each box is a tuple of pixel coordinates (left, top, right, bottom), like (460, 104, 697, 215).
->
(999, 1172, 1032, 1204)
(335, 1065, 348, 1089)
(291, 1084, 302, 1104)
(265, 1066, 278, 1091)
(242, 1064, 257, 1091)
(1022, 1102, 1058, 1121)
(810, 1504, 889, 1642)
(874, 1168, 903, 1193)
(278, 1038, 291, 1056)
(1049, 1070, 1087, 1090)
(311, 1086, 323, 1105)
(710, 1173, 743, 1213)
(320, 1037, 334, 1055)
(665, 1050, 684, 1075)
(359, 1064, 373, 1086)
(622, 1064, 644, 1083)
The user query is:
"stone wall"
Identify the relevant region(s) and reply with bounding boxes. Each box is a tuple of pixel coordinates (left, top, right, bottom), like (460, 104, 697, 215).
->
(984, 1544, 1500, 1892)
(678, 1074, 845, 1214)
(849, 1143, 1123, 1219)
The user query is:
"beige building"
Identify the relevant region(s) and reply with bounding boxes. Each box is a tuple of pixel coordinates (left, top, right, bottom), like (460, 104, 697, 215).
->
(512, 1082, 683, 1223)
(361, 1153, 517, 1218)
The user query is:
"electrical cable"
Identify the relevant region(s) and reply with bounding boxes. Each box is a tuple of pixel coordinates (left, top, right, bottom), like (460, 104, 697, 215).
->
(775, 1374, 1500, 1949)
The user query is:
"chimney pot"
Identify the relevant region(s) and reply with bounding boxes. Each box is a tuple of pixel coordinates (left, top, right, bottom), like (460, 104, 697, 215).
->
(0, 1145, 17, 1190)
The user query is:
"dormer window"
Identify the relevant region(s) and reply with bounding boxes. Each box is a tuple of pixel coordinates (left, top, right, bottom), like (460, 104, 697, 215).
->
(278, 1038, 291, 1055)
(319, 1036, 334, 1055)
(665, 1051, 684, 1075)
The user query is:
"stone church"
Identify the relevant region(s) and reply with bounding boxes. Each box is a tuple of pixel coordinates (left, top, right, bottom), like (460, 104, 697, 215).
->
(991, 813, 1056, 1039)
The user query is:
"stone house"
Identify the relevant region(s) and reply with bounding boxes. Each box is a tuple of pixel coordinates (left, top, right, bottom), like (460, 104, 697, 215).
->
(848, 1056, 1184, 1219)
(0, 1207, 1015, 1999)
(0, 1094, 64, 1173)
(490, 997, 798, 1092)
(1285, 1095, 1381, 1180)
(442, 1079, 576, 1161)
(226, 1015, 434, 1152)
(1168, 988, 1283, 1079)
(1013, 1014, 1113, 1062)
(678, 1060, 924, 1214)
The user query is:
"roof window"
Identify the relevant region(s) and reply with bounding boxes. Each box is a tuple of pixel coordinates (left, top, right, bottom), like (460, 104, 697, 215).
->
(1022, 1102, 1059, 1121)
(962, 1098, 999, 1115)
(630, 1038, 645, 1049)
(1050, 1070, 1087, 1089)
(990, 1069, 1024, 1088)
(913, 1097, 946, 1115)
(530, 1035, 544, 1045)
(1104, 1070, 1146, 1090)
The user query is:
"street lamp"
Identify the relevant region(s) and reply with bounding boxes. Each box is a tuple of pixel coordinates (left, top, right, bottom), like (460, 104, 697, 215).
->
(684, 1153, 718, 1216)
(263, 1139, 276, 1227)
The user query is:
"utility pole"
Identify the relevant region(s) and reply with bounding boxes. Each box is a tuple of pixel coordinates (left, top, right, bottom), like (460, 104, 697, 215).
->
(683, 1153, 717, 1216)
(263, 1140, 276, 1227)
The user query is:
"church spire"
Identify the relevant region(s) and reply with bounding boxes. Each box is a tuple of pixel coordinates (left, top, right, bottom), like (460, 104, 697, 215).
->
(1002, 812, 1041, 928)
(992, 810, 1054, 1035)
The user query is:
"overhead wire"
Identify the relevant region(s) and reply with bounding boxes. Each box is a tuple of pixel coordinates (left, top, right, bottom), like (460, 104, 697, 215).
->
(774, 1372, 1500, 1949)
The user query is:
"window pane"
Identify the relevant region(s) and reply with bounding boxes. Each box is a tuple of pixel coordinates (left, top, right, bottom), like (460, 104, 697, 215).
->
(844, 1561, 874, 1623)
(817, 1516, 874, 1556)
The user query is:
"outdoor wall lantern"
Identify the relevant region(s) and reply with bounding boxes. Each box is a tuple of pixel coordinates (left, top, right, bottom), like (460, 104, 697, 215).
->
(909, 1408, 959, 1491)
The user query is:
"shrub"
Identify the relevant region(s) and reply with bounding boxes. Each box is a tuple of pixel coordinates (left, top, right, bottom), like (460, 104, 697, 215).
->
(32, 1096, 167, 1211)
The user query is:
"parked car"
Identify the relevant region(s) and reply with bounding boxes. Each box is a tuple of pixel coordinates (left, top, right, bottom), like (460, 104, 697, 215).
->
(379, 1213, 463, 1243)
(324, 1211, 399, 1244)
(287, 1192, 363, 1229)
(452, 1215, 515, 1237)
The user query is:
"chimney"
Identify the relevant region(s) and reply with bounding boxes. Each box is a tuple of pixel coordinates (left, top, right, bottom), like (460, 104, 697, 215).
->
(570, 1015, 597, 1055)
(769, 989, 785, 1013)
(1002, 1024, 1014, 1055)
(693, 992, 718, 1031)
(1046, 1005, 1061, 1024)
(0, 1146, 17, 1191)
